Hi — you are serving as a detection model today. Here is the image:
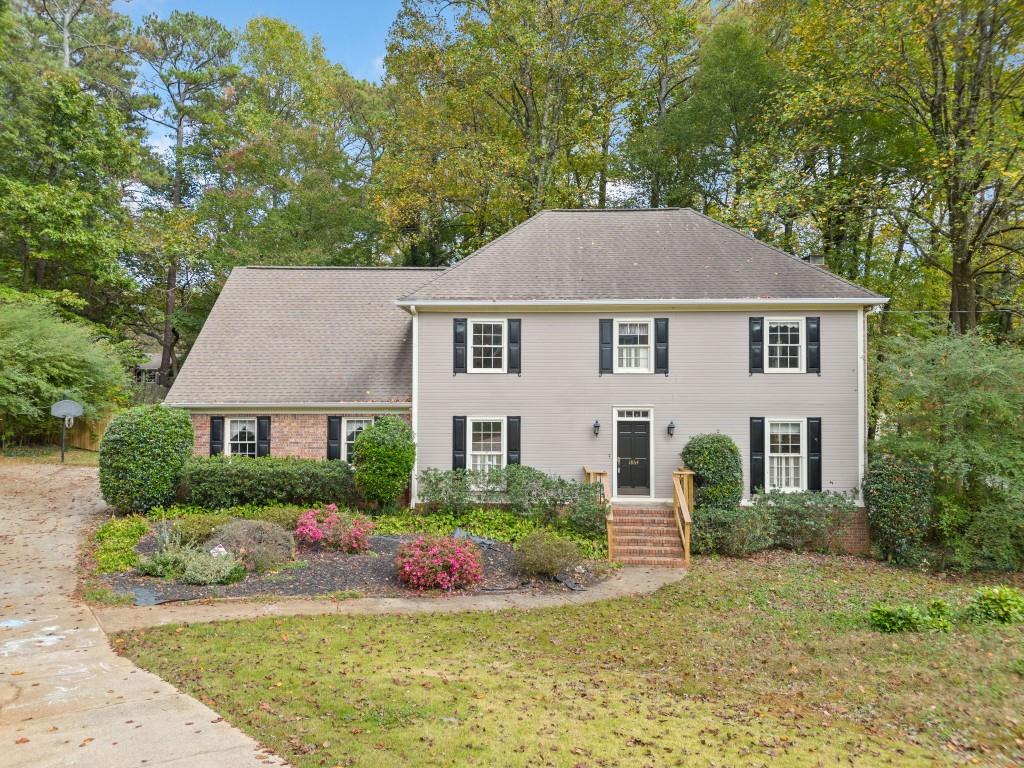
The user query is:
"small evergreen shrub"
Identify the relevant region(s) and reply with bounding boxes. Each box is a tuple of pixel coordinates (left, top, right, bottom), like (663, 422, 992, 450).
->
(206, 519, 294, 572)
(417, 468, 473, 513)
(181, 456, 357, 508)
(690, 505, 775, 557)
(863, 456, 932, 563)
(294, 504, 374, 553)
(99, 405, 194, 513)
(352, 416, 416, 506)
(395, 536, 484, 591)
(869, 600, 951, 633)
(170, 514, 231, 545)
(94, 516, 150, 573)
(754, 490, 856, 551)
(681, 433, 743, 509)
(180, 549, 246, 585)
(513, 531, 582, 578)
(962, 586, 1024, 625)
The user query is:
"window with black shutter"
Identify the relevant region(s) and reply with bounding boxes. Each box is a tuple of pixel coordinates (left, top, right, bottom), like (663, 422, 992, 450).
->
(749, 317, 764, 373)
(327, 416, 342, 460)
(452, 415, 466, 469)
(806, 317, 821, 374)
(654, 318, 669, 374)
(209, 416, 224, 456)
(749, 417, 765, 494)
(599, 319, 613, 374)
(506, 416, 521, 465)
(807, 417, 822, 491)
(256, 417, 271, 457)
(453, 318, 467, 373)
(507, 319, 521, 375)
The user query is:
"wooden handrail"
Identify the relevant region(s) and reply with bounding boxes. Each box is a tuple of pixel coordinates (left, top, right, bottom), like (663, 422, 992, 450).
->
(672, 468, 695, 568)
(584, 466, 614, 561)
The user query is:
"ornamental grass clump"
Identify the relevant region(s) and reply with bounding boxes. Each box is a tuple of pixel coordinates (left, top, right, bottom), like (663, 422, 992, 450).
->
(294, 504, 373, 553)
(395, 536, 484, 591)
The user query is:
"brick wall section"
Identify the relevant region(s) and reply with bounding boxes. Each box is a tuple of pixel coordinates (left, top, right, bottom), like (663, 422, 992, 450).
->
(833, 506, 870, 554)
(189, 412, 407, 459)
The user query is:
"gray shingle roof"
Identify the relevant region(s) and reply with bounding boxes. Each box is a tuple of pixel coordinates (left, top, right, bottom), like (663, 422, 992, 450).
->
(401, 208, 883, 302)
(165, 267, 442, 406)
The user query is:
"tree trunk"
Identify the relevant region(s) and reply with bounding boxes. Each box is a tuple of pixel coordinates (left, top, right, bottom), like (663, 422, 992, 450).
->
(159, 119, 186, 386)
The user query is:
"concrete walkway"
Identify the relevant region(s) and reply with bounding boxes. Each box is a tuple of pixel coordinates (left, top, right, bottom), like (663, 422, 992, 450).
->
(93, 565, 685, 633)
(0, 461, 287, 767)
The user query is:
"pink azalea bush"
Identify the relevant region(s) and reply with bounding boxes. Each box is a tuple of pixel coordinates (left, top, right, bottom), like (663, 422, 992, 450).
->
(294, 504, 373, 553)
(395, 536, 484, 591)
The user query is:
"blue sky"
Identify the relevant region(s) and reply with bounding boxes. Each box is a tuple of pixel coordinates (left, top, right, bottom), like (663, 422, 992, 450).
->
(115, 0, 404, 81)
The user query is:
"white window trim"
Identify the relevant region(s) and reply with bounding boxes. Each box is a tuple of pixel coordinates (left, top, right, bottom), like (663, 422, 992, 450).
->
(612, 317, 654, 374)
(468, 317, 507, 374)
(766, 417, 807, 492)
(467, 416, 507, 471)
(342, 417, 373, 462)
(610, 406, 655, 500)
(225, 417, 257, 458)
(764, 317, 806, 373)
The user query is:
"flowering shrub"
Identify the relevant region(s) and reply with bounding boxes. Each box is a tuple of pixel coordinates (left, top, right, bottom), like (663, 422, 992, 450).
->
(395, 536, 484, 591)
(294, 504, 373, 553)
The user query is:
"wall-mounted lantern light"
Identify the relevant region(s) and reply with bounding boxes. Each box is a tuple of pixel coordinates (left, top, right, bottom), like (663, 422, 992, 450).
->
(593, 420, 601, 436)
(667, 420, 676, 437)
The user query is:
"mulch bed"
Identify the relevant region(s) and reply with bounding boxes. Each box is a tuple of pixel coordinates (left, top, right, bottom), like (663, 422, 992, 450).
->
(103, 534, 610, 605)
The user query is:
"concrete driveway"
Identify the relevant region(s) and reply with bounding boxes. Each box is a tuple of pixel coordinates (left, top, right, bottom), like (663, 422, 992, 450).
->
(0, 460, 287, 767)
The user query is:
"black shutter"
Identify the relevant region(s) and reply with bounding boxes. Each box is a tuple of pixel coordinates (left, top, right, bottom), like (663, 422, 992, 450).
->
(453, 318, 467, 374)
(507, 319, 521, 375)
(749, 317, 764, 373)
(507, 416, 521, 465)
(452, 416, 466, 469)
(750, 417, 765, 494)
(654, 318, 669, 374)
(806, 316, 821, 374)
(327, 416, 342, 461)
(209, 416, 224, 456)
(256, 416, 271, 457)
(807, 417, 822, 491)
(599, 318, 613, 374)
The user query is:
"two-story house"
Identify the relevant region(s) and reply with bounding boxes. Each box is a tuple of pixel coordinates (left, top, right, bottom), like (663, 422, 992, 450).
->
(166, 208, 887, 561)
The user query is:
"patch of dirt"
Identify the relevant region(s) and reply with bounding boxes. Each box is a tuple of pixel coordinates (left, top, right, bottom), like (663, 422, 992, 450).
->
(103, 534, 611, 603)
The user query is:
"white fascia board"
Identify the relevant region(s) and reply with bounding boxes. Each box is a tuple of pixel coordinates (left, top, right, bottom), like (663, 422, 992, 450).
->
(167, 402, 412, 413)
(397, 297, 890, 312)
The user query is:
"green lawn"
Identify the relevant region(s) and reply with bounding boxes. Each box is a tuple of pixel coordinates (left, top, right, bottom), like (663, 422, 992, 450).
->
(116, 553, 1024, 767)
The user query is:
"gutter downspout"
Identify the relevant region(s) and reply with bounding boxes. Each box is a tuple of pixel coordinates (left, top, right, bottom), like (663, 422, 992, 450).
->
(410, 305, 419, 508)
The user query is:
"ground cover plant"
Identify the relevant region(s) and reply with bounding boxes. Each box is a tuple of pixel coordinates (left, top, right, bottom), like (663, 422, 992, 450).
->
(93, 516, 150, 573)
(117, 553, 1024, 767)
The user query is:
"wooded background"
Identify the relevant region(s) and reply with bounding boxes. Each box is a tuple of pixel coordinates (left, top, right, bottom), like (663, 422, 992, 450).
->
(1, 0, 1022, 428)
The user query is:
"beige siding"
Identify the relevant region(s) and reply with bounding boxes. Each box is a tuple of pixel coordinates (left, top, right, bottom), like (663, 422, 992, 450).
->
(416, 310, 863, 500)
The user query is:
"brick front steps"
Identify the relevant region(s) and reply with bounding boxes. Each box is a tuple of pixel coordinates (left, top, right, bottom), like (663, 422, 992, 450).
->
(609, 504, 687, 568)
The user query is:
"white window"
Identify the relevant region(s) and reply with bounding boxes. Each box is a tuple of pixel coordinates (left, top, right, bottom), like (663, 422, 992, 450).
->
(614, 319, 652, 373)
(343, 418, 373, 461)
(767, 419, 806, 491)
(766, 318, 804, 372)
(227, 418, 257, 458)
(468, 417, 505, 472)
(468, 319, 506, 372)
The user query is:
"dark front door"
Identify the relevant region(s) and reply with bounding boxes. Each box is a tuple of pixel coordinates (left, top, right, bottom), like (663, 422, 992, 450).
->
(616, 420, 650, 495)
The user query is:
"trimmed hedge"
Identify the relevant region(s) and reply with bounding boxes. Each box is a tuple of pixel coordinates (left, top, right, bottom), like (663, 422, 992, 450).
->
(352, 416, 416, 506)
(754, 490, 856, 551)
(681, 433, 743, 509)
(180, 456, 358, 509)
(99, 405, 194, 513)
(863, 456, 932, 564)
(691, 504, 775, 557)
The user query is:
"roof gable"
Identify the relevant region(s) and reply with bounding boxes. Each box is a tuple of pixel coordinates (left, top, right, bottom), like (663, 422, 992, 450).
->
(401, 208, 882, 303)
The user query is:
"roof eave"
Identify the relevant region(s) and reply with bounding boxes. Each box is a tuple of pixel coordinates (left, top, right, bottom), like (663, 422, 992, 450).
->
(396, 296, 889, 310)
(165, 401, 412, 412)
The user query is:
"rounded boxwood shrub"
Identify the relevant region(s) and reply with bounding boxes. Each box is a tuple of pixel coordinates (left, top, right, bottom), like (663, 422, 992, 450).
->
(863, 456, 932, 563)
(99, 405, 194, 514)
(681, 433, 743, 509)
(352, 416, 416, 506)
